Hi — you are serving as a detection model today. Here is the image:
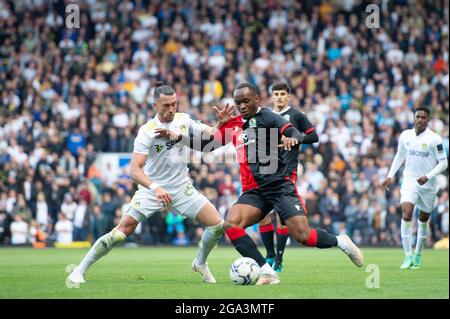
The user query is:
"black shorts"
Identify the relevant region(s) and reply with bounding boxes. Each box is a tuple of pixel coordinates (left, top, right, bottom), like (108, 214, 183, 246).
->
(236, 179, 308, 223)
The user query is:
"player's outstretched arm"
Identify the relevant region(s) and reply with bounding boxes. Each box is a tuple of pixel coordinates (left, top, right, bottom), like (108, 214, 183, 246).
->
(129, 152, 172, 206)
(383, 133, 407, 189)
(155, 128, 224, 153)
(418, 142, 448, 185)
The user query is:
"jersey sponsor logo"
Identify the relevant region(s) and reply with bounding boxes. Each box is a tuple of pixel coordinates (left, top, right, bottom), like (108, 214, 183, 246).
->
(437, 144, 444, 153)
(249, 118, 257, 128)
(283, 114, 291, 122)
(155, 144, 164, 153)
(408, 150, 430, 157)
(166, 140, 178, 150)
(238, 131, 249, 143)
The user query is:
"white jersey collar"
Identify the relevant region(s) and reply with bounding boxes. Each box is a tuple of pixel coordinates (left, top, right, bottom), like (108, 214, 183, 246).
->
(155, 114, 171, 126)
(415, 128, 429, 137)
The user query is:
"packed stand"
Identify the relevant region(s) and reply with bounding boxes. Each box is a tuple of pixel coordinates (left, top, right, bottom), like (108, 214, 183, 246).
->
(0, 0, 448, 247)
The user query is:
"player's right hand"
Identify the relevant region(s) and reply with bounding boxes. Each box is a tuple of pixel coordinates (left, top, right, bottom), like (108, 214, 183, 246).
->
(382, 177, 394, 190)
(154, 187, 172, 207)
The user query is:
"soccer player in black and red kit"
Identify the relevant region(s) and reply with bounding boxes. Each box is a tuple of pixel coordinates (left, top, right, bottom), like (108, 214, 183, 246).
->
(156, 82, 364, 285)
(214, 82, 364, 285)
(258, 81, 319, 273)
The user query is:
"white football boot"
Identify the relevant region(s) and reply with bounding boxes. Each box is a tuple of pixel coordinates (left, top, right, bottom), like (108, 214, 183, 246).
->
(68, 267, 86, 284)
(337, 234, 364, 267)
(192, 258, 217, 283)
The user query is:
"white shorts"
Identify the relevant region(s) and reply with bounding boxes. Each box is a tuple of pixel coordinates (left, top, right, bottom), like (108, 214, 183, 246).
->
(126, 182, 209, 223)
(400, 180, 437, 213)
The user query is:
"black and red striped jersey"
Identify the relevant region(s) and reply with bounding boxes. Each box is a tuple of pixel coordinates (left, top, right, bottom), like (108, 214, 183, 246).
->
(273, 106, 317, 173)
(214, 107, 294, 192)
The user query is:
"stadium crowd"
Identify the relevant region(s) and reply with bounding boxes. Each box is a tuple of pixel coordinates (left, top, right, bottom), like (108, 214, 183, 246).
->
(0, 0, 448, 248)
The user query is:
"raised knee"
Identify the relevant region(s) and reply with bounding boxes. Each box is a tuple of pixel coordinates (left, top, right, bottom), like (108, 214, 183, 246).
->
(402, 215, 412, 222)
(207, 221, 224, 235)
(223, 220, 238, 230)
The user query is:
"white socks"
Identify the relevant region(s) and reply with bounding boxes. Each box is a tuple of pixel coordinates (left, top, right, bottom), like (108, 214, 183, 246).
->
(196, 221, 224, 265)
(401, 219, 429, 258)
(77, 228, 127, 274)
(401, 219, 412, 257)
(415, 220, 428, 256)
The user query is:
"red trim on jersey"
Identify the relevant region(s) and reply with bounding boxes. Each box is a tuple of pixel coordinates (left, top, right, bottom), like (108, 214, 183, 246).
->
(225, 227, 246, 241)
(285, 177, 308, 214)
(305, 127, 315, 134)
(306, 229, 318, 247)
(276, 227, 289, 235)
(221, 115, 259, 191)
(291, 170, 298, 183)
(238, 142, 260, 191)
(280, 123, 293, 135)
(259, 224, 274, 233)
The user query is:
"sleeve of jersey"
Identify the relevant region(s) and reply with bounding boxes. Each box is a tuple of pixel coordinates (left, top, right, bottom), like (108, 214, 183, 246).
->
(133, 128, 151, 155)
(425, 137, 448, 179)
(387, 132, 407, 178)
(213, 117, 238, 145)
(297, 112, 315, 134)
(187, 115, 209, 137)
(297, 112, 318, 144)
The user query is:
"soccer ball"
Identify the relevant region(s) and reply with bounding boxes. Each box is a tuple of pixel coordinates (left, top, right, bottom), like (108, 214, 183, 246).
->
(229, 257, 261, 285)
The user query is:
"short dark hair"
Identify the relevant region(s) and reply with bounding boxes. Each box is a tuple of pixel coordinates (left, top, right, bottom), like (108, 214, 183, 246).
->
(270, 81, 291, 94)
(415, 106, 431, 116)
(234, 82, 258, 96)
(154, 81, 176, 101)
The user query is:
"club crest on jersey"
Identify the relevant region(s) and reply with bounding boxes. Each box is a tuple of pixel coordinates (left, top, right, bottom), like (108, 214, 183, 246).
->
(283, 114, 290, 122)
(249, 118, 257, 128)
(421, 143, 427, 150)
(180, 124, 188, 135)
(238, 131, 249, 143)
(155, 144, 164, 153)
(184, 184, 194, 196)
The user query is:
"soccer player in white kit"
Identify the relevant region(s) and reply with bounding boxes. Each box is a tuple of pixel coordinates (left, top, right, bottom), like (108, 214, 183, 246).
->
(69, 83, 233, 284)
(382, 107, 448, 269)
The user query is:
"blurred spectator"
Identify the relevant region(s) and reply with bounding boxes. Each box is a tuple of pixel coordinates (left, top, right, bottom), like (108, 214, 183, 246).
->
(165, 211, 189, 246)
(73, 199, 87, 241)
(10, 215, 28, 245)
(54, 213, 73, 244)
(60, 194, 77, 221)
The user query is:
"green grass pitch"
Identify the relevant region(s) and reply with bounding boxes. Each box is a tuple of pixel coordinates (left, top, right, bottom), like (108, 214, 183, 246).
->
(0, 246, 447, 299)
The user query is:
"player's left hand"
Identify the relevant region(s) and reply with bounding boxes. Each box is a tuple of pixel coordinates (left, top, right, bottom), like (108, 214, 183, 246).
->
(279, 136, 299, 151)
(417, 176, 429, 185)
(213, 103, 234, 125)
(155, 128, 181, 141)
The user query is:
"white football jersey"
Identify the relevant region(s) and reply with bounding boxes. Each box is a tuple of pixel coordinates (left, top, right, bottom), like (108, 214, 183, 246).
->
(390, 128, 447, 189)
(133, 113, 208, 188)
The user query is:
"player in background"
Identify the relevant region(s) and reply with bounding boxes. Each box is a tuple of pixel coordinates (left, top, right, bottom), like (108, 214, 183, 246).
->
(382, 106, 448, 269)
(69, 82, 233, 284)
(258, 81, 318, 272)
